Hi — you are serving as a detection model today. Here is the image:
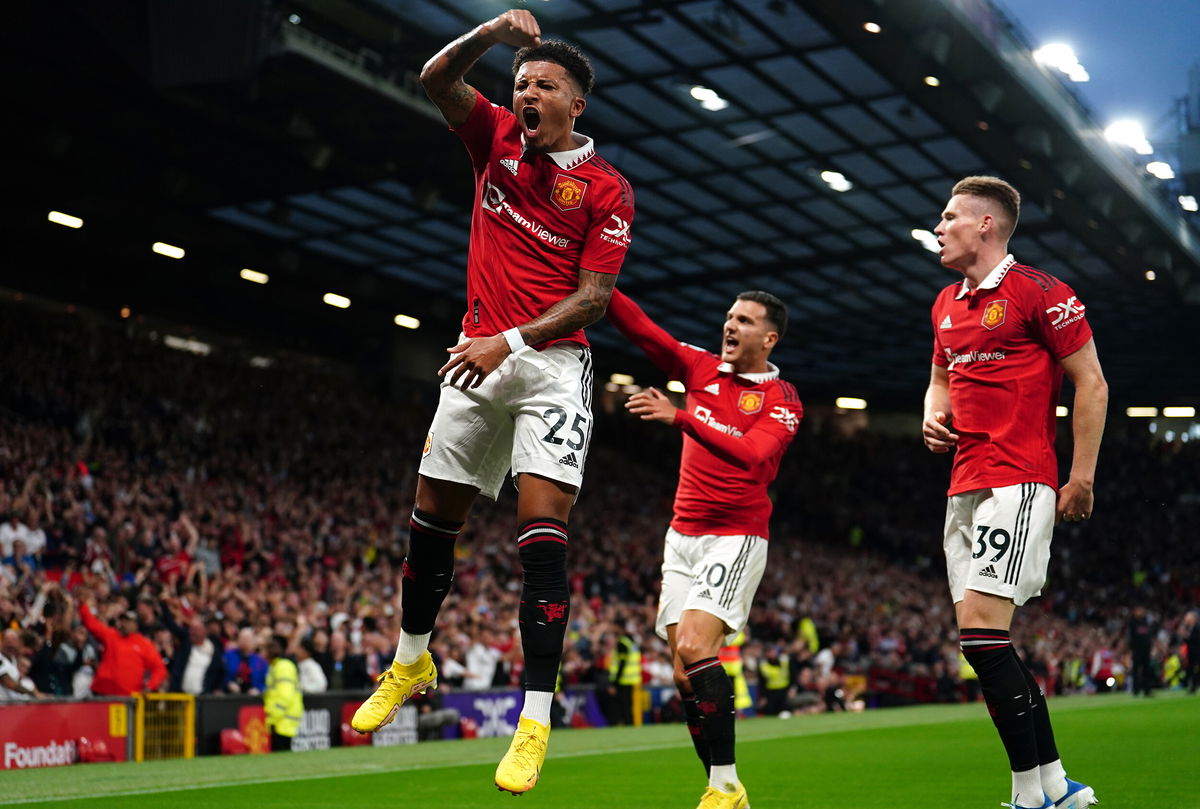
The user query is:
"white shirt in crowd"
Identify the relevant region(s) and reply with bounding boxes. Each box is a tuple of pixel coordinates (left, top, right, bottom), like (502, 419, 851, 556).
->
(23, 526, 47, 556)
(181, 638, 215, 695)
(0, 651, 29, 701)
(298, 657, 328, 694)
(440, 655, 467, 685)
(814, 647, 836, 679)
(0, 520, 29, 557)
(464, 642, 501, 690)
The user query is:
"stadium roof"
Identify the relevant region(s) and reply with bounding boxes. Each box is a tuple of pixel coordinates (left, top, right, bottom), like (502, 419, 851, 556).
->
(5, 0, 1199, 406)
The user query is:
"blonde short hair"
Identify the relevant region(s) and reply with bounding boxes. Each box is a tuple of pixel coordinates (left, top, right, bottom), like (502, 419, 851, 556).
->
(952, 176, 1020, 239)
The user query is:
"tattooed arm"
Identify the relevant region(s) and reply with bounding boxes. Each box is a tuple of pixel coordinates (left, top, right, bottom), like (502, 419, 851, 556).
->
(420, 10, 542, 128)
(439, 270, 616, 389)
(515, 269, 616, 347)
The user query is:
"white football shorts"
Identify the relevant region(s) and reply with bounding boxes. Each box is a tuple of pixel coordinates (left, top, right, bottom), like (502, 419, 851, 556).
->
(943, 482, 1056, 607)
(419, 338, 593, 500)
(656, 527, 768, 643)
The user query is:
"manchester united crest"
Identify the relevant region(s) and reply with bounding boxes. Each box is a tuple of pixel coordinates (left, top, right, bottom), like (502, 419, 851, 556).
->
(551, 174, 588, 211)
(738, 391, 765, 415)
(981, 299, 1008, 330)
(422, 431, 433, 458)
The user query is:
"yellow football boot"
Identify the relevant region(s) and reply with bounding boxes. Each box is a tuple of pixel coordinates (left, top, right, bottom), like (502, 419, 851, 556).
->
(350, 651, 437, 733)
(494, 716, 551, 794)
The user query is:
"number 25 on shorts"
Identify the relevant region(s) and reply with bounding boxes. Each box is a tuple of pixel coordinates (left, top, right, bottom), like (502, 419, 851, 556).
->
(539, 407, 586, 450)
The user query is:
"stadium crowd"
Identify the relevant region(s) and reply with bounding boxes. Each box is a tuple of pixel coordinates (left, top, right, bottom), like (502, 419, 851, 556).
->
(2, 297, 1197, 710)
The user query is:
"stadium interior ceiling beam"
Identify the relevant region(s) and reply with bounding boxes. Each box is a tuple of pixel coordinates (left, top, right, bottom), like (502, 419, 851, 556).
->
(803, 0, 1200, 293)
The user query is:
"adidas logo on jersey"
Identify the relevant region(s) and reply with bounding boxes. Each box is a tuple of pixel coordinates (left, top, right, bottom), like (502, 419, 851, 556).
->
(704, 383, 720, 395)
(940, 315, 952, 329)
(696, 589, 712, 600)
(500, 158, 520, 176)
(558, 452, 579, 468)
(979, 564, 998, 579)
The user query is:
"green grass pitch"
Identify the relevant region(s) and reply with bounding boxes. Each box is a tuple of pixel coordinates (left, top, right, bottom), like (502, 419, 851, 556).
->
(5, 692, 1197, 808)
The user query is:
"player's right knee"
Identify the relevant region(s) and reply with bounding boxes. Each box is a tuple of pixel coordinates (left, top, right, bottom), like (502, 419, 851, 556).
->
(675, 635, 721, 666)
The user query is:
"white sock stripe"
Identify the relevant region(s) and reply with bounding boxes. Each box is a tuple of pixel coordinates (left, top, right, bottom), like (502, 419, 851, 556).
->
(960, 638, 1013, 647)
(411, 512, 461, 535)
(685, 659, 723, 676)
(518, 526, 569, 543)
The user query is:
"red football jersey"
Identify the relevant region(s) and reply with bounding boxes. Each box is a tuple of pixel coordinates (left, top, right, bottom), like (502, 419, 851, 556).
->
(931, 256, 1093, 495)
(607, 291, 802, 538)
(453, 90, 634, 348)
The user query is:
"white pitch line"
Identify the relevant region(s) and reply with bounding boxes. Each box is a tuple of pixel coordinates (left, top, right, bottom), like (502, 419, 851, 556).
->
(2, 739, 692, 806)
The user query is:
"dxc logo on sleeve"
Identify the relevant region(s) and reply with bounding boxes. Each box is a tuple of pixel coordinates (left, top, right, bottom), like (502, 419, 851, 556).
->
(1045, 296, 1085, 329)
(601, 214, 631, 246)
(769, 406, 799, 433)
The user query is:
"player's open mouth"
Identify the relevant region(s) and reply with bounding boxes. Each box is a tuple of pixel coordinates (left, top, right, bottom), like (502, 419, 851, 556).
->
(522, 107, 541, 137)
(724, 335, 738, 352)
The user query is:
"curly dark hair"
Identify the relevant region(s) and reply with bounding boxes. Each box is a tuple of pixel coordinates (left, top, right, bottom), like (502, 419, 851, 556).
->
(512, 39, 595, 95)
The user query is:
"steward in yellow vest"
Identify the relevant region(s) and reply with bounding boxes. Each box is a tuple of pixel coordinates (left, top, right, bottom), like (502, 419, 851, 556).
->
(265, 637, 304, 751)
(757, 645, 792, 715)
(607, 631, 642, 725)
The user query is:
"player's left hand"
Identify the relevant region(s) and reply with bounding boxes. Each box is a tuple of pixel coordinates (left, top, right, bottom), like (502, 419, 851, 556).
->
(626, 387, 677, 425)
(439, 334, 509, 389)
(1056, 478, 1094, 523)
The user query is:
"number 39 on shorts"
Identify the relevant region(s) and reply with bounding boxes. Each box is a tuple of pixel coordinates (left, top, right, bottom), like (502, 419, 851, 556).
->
(972, 524, 1011, 561)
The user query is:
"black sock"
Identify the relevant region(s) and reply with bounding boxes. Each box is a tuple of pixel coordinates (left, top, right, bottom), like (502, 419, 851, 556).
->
(400, 510, 462, 635)
(961, 628, 1038, 772)
(1012, 646, 1060, 764)
(517, 518, 570, 692)
(684, 657, 735, 767)
(681, 694, 712, 774)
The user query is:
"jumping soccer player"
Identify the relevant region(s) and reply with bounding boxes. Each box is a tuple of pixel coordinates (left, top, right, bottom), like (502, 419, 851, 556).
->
(923, 176, 1106, 809)
(350, 10, 634, 796)
(607, 289, 801, 809)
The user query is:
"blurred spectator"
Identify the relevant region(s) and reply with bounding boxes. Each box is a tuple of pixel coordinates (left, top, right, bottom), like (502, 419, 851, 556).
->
(28, 583, 84, 695)
(319, 630, 368, 691)
(1128, 606, 1155, 696)
(295, 638, 328, 694)
(77, 598, 166, 695)
(223, 628, 267, 694)
(1182, 611, 1199, 694)
(1, 627, 42, 699)
(0, 512, 29, 559)
(464, 629, 502, 690)
(3, 539, 38, 580)
(161, 600, 224, 695)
